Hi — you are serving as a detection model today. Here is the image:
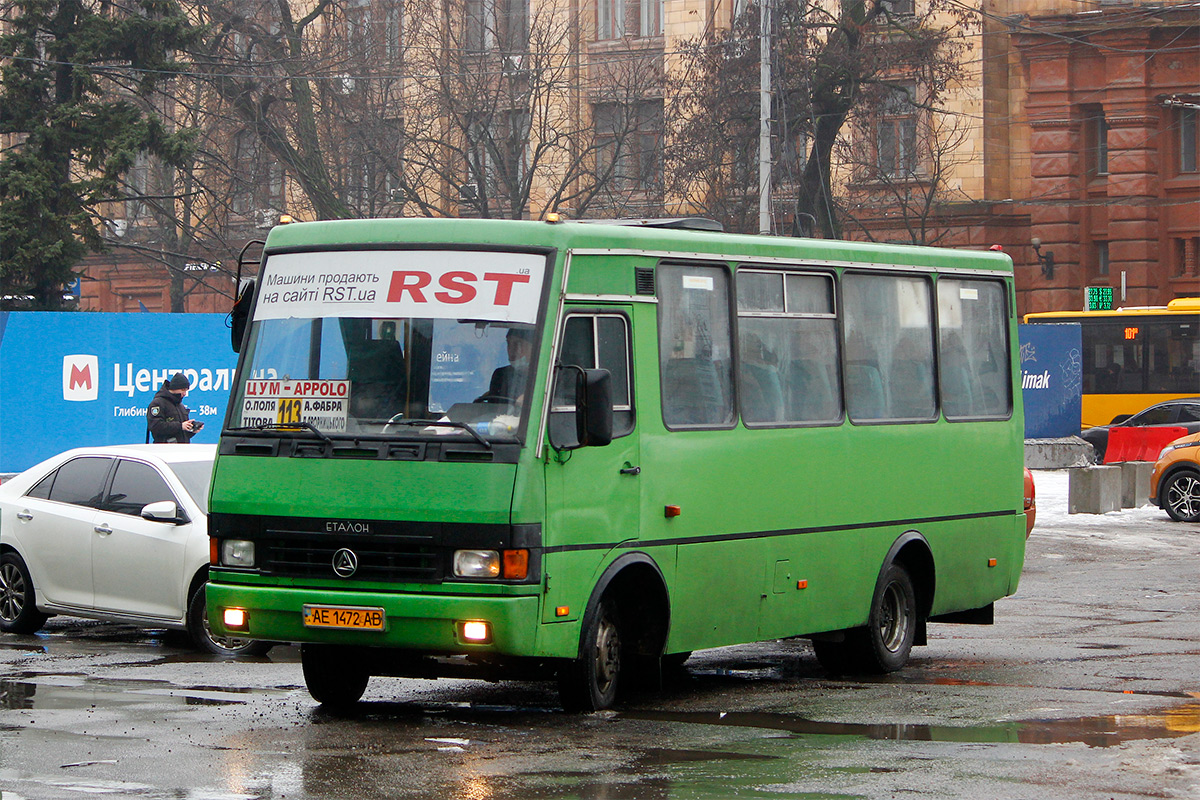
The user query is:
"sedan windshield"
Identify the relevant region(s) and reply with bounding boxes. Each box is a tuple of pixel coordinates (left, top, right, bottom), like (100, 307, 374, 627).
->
(230, 249, 547, 442)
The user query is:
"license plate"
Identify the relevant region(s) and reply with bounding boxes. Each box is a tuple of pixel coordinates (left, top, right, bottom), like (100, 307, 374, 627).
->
(302, 605, 386, 631)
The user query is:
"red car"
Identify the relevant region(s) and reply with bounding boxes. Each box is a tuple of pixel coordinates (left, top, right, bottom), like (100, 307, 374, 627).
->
(1024, 467, 1036, 537)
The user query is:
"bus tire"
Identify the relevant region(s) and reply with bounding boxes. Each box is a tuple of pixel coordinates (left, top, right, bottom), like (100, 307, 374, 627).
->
(558, 599, 622, 712)
(302, 644, 369, 710)
(857, 562, 918, 672)
(1163, 471, 1200, 522)
(0, 552, 48, 635)
(813, 562, 917, 675)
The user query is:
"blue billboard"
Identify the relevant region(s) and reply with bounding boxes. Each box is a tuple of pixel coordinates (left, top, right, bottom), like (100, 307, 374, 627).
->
(0, 312, 236, 473)
(1018, 322, 1083, 439)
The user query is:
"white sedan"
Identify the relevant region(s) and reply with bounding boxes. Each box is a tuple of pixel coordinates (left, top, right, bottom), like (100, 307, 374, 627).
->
(0, 444, 268, 656)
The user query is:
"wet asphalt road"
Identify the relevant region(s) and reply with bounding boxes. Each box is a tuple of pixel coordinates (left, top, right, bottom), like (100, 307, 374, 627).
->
(2, 470, 1200, 800)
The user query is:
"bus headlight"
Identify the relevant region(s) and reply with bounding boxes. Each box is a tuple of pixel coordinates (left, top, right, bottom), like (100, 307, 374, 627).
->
(454, 550, 500, 578)
(221, 540, 256, 568)
(452, 549, 530, 579)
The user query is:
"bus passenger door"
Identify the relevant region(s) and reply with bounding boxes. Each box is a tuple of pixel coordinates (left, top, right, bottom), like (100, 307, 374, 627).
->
(542, 311, 640, 624)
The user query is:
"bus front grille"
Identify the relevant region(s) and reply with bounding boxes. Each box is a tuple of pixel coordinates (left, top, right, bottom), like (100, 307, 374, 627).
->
(260, 539, 441, 582)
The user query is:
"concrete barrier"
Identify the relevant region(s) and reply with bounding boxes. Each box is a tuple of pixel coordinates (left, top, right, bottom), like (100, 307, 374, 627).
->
(1025, 437, 1096, 469)
(1068, 466, 1122, 514)
(1118, 461, 1154, 508)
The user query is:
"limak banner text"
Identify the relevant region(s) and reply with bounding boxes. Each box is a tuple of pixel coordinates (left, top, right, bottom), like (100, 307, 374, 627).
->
(253, 250, 546, 324)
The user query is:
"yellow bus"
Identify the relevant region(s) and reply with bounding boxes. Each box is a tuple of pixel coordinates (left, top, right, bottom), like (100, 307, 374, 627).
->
(1024, 297, 1200, 428)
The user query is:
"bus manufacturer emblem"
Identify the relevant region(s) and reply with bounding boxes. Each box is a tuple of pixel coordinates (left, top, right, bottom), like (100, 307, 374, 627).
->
(332, 548, 359, 577)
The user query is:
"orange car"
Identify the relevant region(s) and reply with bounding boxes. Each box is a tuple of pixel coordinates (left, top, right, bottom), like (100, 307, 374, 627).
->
(1150, 431, 1200, 523)
(1024, 467, 1036, 537)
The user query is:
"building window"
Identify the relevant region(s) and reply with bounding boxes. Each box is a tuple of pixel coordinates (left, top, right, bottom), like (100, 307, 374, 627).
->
(594, 100, 663, 193)
(467, 0, 526, 52)
(1181, 107, 1198, 173)
(876, 85, 918, 178)
(597, 0, 662, 40)
(880, 0, 914, 16)
(1087, 108, 1109, 176)
(465, 110, 530, 202)
(1096, 241, 1109, 277)
(385, 4, 402, 61)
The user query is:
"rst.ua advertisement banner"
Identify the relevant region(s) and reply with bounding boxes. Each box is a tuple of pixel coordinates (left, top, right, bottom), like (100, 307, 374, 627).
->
(0, 312, 236, 473)
(1018, 323, 1083, 439)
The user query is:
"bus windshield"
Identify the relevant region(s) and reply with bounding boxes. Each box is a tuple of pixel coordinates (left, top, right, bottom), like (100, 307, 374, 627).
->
(230, 248, 547, 441)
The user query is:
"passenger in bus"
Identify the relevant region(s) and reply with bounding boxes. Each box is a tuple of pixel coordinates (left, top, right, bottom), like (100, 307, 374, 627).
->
(739, 333, 784, 423)
(479, 327, 534, 405)
(346, 322, 406, 420)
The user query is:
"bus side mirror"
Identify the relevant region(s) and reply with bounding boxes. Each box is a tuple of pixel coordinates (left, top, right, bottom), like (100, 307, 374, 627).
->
(550, 366, 614, 450)
(578, 368, 614, 448)
(230, 278, 255, 353)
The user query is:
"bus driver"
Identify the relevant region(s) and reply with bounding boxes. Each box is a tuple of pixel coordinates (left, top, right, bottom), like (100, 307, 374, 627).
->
(479, 327, 533, 406)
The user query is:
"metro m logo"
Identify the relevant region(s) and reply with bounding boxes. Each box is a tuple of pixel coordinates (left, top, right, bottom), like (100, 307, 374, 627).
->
(63, 354, 99, 401)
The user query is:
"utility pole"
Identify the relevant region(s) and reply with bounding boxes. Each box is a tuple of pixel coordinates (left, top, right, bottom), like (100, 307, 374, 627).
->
(757, 0, 772, 235)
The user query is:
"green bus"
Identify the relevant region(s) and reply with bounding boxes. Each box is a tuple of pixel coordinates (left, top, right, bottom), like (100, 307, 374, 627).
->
(207, 217, 1027, 711)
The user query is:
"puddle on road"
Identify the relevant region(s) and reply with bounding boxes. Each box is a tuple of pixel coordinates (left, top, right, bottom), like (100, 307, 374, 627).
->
(622, 704, 1200, 748)
(0, 675, 249, 710)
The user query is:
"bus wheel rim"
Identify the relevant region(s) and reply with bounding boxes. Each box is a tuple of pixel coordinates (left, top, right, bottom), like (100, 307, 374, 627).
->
(879, 583, 909, 653)
(593, 615, 620, 696)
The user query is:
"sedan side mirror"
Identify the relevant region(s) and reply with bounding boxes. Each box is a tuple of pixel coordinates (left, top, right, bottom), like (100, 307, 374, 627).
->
(141, 501, 187, 524)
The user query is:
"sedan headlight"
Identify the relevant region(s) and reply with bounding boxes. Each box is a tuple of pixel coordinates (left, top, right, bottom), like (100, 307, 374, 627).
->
(221, 539, 256, 568)
(1158, 442, 1197, 461)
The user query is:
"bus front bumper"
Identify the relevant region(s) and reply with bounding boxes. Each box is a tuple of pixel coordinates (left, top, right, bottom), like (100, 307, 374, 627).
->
(207, 582, 543, 656)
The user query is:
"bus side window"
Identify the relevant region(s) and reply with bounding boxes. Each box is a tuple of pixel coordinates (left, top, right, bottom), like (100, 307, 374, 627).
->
(659, 264, 735, 429)
(552, 314, 634, 440)
(736, 268, 840, 426)
(843, 273, 935, 423)
(938, 279, 1011, 419)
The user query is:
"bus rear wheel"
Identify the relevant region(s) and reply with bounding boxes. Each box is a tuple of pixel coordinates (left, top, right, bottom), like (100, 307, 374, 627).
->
(302, 644, 369, 710)
(559, 599, 622, 712)
(813, 562, 917, 675)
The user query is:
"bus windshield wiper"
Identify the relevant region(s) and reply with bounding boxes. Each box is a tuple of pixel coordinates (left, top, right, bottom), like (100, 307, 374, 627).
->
(227, 422, 332, 443)
(387, 419, 493, 449)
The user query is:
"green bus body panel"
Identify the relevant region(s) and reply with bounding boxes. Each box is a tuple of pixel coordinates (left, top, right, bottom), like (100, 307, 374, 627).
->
(210, 218, 1025, 670)
(207, 582, 541, 655)
(210, 455, 517, 524)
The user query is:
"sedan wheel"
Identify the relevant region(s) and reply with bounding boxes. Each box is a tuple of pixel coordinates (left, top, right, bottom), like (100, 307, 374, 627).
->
(187, 586, 271, 656)
(0, 552, 49, 634)
(1164, 472, 1200, 523)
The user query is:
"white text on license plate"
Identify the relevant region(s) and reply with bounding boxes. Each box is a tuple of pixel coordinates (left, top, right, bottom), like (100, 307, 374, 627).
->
(302, 605, 386, 631)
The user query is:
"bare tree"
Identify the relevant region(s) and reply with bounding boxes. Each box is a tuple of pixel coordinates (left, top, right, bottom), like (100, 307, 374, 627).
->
(394, 0, 666, 220)
(667, 0, 975, 238)
(839, 100, 976, 245)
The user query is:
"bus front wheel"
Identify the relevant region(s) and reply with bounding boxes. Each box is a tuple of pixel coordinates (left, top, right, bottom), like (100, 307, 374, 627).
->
(559, 599, 622, 712)
(302, 644, 369, 710)
(813, 562, 917, 675)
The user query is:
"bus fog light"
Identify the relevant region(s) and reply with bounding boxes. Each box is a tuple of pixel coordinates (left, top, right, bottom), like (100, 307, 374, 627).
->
(459, 620, 491, 643)
(453, 550, 500, 578)
(221, 540, 256, 568)
(223, 608, 248, 630)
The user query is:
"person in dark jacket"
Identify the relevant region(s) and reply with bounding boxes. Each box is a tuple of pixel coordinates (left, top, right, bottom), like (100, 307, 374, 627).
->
(147, 373, 202, 443)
